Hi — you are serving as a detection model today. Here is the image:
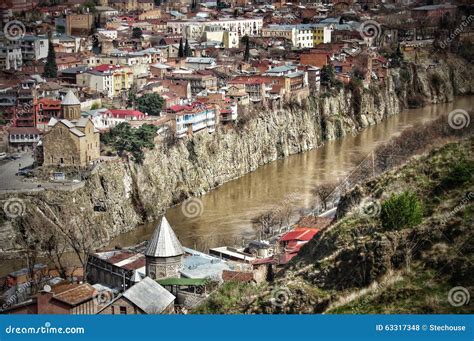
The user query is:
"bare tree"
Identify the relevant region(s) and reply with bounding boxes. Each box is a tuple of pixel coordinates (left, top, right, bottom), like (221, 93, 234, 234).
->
(251, 211, 275, 239)
(311, 182, 338, 211)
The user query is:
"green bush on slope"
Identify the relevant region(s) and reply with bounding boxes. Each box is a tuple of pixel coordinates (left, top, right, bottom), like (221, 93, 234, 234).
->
(380, 191, 423, 230)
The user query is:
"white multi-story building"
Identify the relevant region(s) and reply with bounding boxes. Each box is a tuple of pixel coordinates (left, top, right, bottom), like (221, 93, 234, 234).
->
(0, 45, 22, 70)
(204, 25, 240, 48)
(168, 103, 216, 138)
(16, 35, 49, 61)
(263, 24, 332, 48)
(167, 18, 263, 40)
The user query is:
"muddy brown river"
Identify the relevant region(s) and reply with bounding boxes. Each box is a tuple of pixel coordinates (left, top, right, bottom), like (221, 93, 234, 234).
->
(1, 97, 472, 276)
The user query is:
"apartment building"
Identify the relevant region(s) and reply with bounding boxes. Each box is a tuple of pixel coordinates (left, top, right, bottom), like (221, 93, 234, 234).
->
(167, 102, 216, 138)
(77, 64, 133, 99)
(10, 35, 49, 62)
(0, 45, 22, 70)
(263, 24, 332, 48)
(167, 18, 263, 40)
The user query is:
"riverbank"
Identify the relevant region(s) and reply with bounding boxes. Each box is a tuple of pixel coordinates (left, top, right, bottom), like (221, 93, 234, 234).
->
(0, 55, 472, 270)
(193, 137, 474, 314)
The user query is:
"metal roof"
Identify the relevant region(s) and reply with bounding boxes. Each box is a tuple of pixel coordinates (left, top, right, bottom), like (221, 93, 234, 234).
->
(123, 277, 175, 314)
(61, 90, 80, 106)
(157, 278, 208, 286)
(145, 216, 184, 258)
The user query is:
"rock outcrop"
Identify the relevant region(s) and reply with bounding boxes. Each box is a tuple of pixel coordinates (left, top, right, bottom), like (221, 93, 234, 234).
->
(0, 56, 472, 257)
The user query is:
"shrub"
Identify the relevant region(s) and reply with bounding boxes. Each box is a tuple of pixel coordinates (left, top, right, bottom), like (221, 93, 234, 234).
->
(440, 158, 474, 188)
(90, 102, 101, 110)
(380, 191, 423, 230)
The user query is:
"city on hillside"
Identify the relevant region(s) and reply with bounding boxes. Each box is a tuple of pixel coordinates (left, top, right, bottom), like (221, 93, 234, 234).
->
(0, 0, 472, 316)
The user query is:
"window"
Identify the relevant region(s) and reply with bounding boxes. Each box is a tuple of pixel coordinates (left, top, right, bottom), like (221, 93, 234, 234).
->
(120, 306, 127, 314)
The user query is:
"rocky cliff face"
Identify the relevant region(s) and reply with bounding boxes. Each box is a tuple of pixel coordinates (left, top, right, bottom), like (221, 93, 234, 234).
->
(0, 56, 472, 257)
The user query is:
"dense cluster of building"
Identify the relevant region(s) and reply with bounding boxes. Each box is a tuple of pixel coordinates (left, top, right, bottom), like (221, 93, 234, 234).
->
(0, 0, 472, 314)
(0, 0, 469, 167)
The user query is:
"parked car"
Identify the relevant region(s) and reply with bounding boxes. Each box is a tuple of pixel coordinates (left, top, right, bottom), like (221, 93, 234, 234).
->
(16, 169, 31, 176)
(0, 152, 6, 160)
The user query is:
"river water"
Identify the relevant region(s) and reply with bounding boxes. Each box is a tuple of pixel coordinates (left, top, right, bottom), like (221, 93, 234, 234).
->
(1, 97, 472, 276)
(110, 96, 473, 251)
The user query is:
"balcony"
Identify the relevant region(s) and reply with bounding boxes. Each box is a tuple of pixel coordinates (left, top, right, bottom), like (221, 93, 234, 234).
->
(192, 121, 207, 132)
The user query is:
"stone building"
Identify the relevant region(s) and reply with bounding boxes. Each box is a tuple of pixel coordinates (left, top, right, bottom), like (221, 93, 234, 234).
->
(42, 91, 100, 167)
(61, 90, 81, 121)
(145, 217, 184, 280)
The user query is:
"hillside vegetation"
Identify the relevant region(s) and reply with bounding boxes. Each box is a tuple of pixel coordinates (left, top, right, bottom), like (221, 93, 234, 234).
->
(195, 137, 474, 314)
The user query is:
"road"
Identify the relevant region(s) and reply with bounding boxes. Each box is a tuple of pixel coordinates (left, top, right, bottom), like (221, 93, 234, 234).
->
(0, 153, 38, 190)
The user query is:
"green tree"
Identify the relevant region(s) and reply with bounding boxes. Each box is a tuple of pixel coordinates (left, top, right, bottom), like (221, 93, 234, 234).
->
(243, 36, 250, 62)
(184, 39, 192, 57)
(102, 123, 159, 164)
(321, 64, 336, 87)
(43, 40, 58, 79)
(380, 191, 423, 230)
(0, 112, 7, 125)
(92, 34, 101, 54)
(127, 83, 138, 107)
(178, 38, 184, 58)
(81, 0, 96, 13)
(132, 27, 143, 39)
(136, 93, 164, 116)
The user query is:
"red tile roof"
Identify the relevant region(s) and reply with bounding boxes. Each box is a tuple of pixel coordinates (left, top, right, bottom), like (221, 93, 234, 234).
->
(109, 109, 145, 118)
(280, 228, 320, 242)
(92, 64, 122, 72)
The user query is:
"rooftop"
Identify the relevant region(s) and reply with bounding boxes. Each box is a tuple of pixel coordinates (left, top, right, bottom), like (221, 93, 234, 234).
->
(52, 283, 96, 306)
(61, 90, 80, 106)
(122, 277, 175, 314)
(145, 216, 184, 258)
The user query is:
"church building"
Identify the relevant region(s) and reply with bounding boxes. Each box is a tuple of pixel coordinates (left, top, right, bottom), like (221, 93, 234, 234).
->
(145, 217, 184, 280)
(42, 90, 100, 167)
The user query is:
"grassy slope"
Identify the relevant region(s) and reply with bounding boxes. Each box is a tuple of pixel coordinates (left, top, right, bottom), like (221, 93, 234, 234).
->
(194, 138, 474, 314)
